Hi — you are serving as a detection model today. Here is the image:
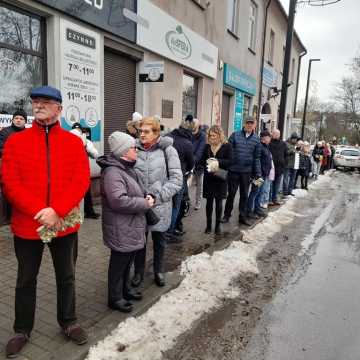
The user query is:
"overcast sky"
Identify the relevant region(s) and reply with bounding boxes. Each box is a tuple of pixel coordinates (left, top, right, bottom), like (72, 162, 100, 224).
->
(279, 0, 360, 103)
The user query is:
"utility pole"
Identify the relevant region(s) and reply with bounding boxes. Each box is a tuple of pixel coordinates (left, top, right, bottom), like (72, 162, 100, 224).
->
(301, 58, 321, 139)
(278, 0, 297, 138)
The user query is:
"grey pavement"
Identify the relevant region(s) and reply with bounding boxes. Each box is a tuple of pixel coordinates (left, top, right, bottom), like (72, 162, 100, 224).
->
(0, 187, 247, 360)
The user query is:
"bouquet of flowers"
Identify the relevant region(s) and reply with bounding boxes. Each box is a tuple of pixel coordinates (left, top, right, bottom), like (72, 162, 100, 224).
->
(37, 208, 83, 243)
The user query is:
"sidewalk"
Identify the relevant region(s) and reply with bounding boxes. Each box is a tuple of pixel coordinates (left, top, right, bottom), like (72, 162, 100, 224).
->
(0, 190, 255, 360)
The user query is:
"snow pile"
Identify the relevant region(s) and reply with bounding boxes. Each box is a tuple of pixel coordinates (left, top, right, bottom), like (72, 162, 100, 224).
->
(292, 189, 309, 198)
(86, 174, 327, 360)
(308, 174, 332, 189)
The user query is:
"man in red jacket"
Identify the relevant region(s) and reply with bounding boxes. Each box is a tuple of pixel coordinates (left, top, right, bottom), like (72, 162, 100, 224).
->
(2, 86, 90, 358)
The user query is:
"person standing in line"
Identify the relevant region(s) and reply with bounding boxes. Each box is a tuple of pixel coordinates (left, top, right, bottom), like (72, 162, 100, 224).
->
(247, 130, 272, 218)
(166, 120, 195, 242)
(0, 110, 27, 157)
(201, 125, 232, 234)
(312, 141, 323, 179)
(298, 142, 312, 190)
(0, 110, 28, 225)
(320, 141, 330, 174)
(269, 129, 287, 205)
(131, 117, 182, 288)
(192, 118, 207, 210)
(222, 116, 261, 226)
(126, 112, 143, 139)
(2, 86, 90, 358)
(71, 122, 100, 219)
(97, 132, 154, 313)
(283, 133, 299, 196)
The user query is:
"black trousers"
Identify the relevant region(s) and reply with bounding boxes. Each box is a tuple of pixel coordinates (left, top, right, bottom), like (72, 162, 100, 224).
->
(133, 231, 166, 276)
(84, 186, 96, 216)
(206, 197, 223, 225)
(224, 172, 251, 219)
(13, 233, 78, 335)
(108, 250, 135, 305)
(301, 175, 309, 189)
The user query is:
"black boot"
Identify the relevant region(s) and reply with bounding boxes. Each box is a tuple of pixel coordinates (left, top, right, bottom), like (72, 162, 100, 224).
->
(215, 221, 222, 235)
(131, 273, 144, 287)
(154, 272, 165, 287)
(204, 219, 212, 234)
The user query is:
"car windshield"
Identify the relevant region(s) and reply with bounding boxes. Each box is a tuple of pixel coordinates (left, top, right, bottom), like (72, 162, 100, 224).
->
(341, 149, 360, 157)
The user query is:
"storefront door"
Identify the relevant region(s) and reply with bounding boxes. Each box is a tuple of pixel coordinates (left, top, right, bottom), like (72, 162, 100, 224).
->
(104, 49, 136, 154)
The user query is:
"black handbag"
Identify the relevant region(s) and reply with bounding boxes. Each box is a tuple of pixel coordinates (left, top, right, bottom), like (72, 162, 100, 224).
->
(145, 208, 160, 226)
(212, 168, 228, 181)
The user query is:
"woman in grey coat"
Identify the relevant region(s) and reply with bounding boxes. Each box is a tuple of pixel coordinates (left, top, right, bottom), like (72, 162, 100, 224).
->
(97, 131, 154, 313)
(132, 117, 183, 287)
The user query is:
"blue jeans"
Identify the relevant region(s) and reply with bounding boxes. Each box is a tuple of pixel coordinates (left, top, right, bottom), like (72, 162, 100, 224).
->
(283, 168, 297, 195)
(169, 183, 185, 233)
(247, 183, 261, 214)
(259, 178, 272, 206)
(271, 172, 283, 202)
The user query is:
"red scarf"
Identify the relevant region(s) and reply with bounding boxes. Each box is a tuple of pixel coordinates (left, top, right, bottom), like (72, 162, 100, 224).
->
(143, 138, 159, 151)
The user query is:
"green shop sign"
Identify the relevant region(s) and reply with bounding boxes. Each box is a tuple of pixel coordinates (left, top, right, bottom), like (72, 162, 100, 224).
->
(223, 63, 256, 96)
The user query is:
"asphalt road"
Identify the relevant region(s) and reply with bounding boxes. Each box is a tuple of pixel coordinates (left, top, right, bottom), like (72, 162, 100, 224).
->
(165, 171, 360, 360)
(244, 170, 360, 360)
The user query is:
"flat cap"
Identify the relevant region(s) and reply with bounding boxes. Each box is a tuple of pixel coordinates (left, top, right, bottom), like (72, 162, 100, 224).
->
(30, 86, 62, 103)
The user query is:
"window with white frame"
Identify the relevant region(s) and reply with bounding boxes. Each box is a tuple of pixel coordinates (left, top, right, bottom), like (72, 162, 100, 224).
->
(227, 0, 239, 35)
(268, 29, 275, 64)
(248, 1, 258, 51)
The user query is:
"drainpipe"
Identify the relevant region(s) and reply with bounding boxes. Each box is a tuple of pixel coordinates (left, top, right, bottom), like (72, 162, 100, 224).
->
(293, 50, 307, 117)
(257, 0, 272, 131)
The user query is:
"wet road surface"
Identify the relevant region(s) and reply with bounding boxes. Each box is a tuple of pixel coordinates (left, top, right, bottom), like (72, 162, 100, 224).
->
(243, 171, 360, 360)
(165, 171, 360, 360)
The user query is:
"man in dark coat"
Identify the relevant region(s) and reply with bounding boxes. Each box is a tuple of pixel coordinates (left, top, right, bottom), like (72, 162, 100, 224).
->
(166, 121, 195, 241)
(269, 129, 287, 205)
(223, 116, 261, 226)
(192, 119, 207, 210)
(283, 132, 299, 196)
(0, 110, 27, 157)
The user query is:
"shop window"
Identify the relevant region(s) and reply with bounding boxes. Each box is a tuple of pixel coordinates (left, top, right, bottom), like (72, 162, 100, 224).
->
(248, 1, 258, 51)
(0, 4, 46, 115)
(243, 95, 251, 121)
(182, 73, 198, 119)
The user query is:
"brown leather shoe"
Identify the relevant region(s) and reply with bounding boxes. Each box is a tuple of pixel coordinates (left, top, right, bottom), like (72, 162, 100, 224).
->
(63, 324, 88, 345)
(6, 333, 29, 358)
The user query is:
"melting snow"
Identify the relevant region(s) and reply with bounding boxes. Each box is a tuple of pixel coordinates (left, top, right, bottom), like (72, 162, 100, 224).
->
(86, 173, 331, 360)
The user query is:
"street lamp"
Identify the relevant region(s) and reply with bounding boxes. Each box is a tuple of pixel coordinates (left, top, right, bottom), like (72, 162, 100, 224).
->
(301, 58, 321, 139)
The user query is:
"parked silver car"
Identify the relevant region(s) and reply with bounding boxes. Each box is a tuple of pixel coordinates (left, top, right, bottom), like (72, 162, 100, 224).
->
(334, 147, 360, 169)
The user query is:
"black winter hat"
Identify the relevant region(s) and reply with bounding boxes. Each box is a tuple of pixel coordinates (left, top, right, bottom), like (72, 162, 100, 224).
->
(185, 114, 193, 122)
(260, 130, 271, 138)
(12, 109, 27, 122)
(290, 132, 299, 140)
